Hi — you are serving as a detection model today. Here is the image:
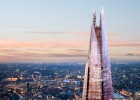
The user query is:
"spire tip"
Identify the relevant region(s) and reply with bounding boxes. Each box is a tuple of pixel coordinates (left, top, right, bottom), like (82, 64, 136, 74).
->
(93, 9, 96, 26)
(100, 8, 104, 15)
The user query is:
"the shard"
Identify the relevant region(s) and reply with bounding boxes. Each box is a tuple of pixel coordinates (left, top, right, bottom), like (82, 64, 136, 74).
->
(82, 10, 113, 100)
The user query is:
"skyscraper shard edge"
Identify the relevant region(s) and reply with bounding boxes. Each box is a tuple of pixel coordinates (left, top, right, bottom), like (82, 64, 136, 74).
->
(82, 10, 113, 100)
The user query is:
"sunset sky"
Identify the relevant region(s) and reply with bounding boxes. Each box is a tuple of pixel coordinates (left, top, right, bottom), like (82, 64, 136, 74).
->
(0, 0, 139, 63)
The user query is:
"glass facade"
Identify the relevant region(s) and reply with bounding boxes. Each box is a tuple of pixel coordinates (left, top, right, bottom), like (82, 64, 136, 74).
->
(82, 11, 113, 100)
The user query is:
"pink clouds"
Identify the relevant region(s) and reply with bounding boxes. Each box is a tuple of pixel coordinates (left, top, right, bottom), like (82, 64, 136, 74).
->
(26, 31, 88, 36)
(0, 39, 89, 63)
(0, 32, 139, 63)
(109, 40, 140, 46)
(0, 38, 139, 52)
(0, 36, 88, 49)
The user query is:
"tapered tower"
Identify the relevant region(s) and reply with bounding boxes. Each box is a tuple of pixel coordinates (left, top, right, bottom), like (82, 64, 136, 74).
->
(82, 10, 113, 100)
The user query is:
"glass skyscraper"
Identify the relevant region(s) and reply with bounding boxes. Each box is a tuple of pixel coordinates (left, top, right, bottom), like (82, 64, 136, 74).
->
(82, 10, 113, 100)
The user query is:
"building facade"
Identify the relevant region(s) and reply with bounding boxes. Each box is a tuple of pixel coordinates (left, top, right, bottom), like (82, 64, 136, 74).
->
(82, 10, 113, 100)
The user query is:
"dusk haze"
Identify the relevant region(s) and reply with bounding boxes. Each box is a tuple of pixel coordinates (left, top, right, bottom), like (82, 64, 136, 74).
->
(0, 0, 139, 63)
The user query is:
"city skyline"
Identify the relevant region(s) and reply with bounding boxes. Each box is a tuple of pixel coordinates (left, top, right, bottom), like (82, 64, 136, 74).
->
(0, 0, 140, 63)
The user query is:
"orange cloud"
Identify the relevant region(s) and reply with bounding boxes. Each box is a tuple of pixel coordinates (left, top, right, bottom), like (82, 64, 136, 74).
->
(0, 36, 139, 63)
(109, 40, 140, 46)
(26, 31, 88, 36)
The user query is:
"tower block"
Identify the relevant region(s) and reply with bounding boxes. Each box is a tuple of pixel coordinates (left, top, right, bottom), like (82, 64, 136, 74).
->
(82, 10, 113, 100)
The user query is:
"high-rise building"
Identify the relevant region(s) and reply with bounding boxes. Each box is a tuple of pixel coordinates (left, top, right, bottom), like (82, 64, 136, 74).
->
(27, 82, 30, 92)
(82, 10, 113, 100)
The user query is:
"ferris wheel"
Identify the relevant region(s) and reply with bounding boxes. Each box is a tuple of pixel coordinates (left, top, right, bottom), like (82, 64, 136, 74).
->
(32, 71, 42, 81)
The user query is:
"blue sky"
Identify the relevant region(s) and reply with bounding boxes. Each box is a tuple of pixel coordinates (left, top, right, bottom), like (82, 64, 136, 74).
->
(0, 0, 139, 63)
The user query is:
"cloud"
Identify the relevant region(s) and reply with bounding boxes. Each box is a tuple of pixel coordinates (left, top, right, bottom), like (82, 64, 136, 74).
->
(0, 51, 87, 63)
(0, 48, 87, 61)
(0, 39, 89, 50)
(26, 31, 67, 34)
(109, 40, 140, 47)
(66, 49, 87, 55)
(47, 53, 87, 58)
(125, 53, 134, 56)
(25, 31, 88, 36)
(124, 53, 140, 56)
(0, 35, 139, 63)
